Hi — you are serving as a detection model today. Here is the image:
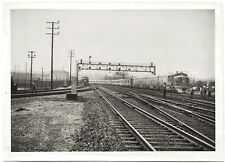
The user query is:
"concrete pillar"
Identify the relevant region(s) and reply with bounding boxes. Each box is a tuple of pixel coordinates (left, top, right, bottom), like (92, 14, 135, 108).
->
(66, 76, 77, 100)
(71, 77, 77, 94)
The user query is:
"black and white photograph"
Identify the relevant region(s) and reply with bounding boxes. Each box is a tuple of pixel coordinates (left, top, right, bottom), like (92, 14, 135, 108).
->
(1, 0, 224, 162)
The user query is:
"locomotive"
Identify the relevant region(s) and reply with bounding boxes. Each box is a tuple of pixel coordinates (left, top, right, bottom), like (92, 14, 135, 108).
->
(92, 72, 190, 93)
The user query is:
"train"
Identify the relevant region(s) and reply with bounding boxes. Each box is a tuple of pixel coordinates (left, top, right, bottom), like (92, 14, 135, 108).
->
(79, 76, 90, 86)
(91, 72, 190, 93)
(133, 72, 190, 92)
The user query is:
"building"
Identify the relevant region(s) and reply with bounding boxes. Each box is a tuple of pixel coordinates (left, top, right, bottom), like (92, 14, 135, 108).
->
(53, 70, 69, 80)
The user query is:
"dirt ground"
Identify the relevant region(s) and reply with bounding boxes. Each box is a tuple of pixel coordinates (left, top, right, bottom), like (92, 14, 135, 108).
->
(11, 93, 86, 152)
(11, 90, 124, 152)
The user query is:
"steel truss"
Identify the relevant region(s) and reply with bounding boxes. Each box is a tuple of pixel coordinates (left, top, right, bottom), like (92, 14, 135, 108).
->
(77, 61, 156, 75)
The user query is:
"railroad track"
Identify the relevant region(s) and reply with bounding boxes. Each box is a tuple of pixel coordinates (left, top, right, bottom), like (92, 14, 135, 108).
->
(168, 91, 215, 102)
(138, 93, 215, 121)
(101, 85, 215, 146)
(145, 89, 215, 110)
(107, 85, 215, 123)
(127, 90, 215, 120)
(96, 86, 215, 151)
(118, 86, 215, 110)
(96, 89, 147, 151)
(11, 86, 85, 94)
(11, 87, 92, 98)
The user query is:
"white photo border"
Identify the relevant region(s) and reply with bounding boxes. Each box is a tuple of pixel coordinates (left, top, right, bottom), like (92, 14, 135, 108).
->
(1, 0, 224, 162)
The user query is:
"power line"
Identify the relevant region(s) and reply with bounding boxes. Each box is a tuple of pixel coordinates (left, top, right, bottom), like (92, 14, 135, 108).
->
(46, 20, 60, 90)
(28, 51, 36, 91)
(68, 50, 75, 86)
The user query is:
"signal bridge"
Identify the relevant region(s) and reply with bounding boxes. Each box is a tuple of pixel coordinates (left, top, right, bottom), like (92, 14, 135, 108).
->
(77, 60, 156, 75)
(67, 60, 156, 100)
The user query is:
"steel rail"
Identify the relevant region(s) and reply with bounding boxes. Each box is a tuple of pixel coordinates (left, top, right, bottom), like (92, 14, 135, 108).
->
(109, 85, 215, 108)
(107, 86, 215, 122)
(176, 97, 215, 108)
(95, 88, 156, 151)
(138, 93, 215, 124)
(117, 85, 215, 115)
(11, 87, 92, 98)
(99, 87, 215, 151)
(124, 91, 215, 147)
(12, 88, 70, 95)
(171, 93, 215, 105)
(160, 90, 215, 102)
(146, 90, 215, 108)
(104, 85, 215, 145)
(149, 94, 215, 115)
(12, 86, 84, 95)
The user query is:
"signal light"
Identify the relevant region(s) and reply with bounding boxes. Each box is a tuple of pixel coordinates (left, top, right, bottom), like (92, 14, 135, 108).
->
(89, 66, 91, 69)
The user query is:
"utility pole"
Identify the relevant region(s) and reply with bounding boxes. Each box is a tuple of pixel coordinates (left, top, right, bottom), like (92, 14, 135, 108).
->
(68, 50, 75, 86)
(28, 51, 36, 91)
(41, 67, 44, 89)
(76, 60, 79, 86)
(89, 56, 92, 63)
(14, 65, 16, 74)
(46, 20, 60, 90)
(25, 62, 27, 90)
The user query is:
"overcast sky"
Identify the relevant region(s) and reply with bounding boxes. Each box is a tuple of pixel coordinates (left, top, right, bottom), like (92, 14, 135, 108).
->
(11, 9, 215, 80)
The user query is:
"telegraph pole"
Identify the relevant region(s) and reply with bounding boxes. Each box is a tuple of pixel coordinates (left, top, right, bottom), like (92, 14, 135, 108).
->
(28, 51, 36, 91)
(14, 65, 16, 74)
(46, 21, 60, 90)
(68, 50, 74, 85)
(41, 67, 44, 89)
(89, 56, 92, 63)
(25, 62, 27, 90)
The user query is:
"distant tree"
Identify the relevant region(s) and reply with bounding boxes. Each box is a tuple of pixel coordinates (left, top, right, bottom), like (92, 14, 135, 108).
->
(209, 81, 215, 87)
(196, 80, 203, 87)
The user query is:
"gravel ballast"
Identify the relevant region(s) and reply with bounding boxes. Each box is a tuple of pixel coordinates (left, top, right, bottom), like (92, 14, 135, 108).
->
(72, 91, 126, 151)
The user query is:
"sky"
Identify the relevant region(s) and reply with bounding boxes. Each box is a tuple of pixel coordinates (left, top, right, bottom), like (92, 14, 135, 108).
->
(11, 9, 215, 80)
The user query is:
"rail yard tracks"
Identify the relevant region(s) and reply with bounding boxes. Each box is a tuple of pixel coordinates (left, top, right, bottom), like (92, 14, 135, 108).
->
(137, 93, 215, 122)
(95, 86, 215, 151)
(168, 91, 215, 103)
(109, 86, 215, 121)
(11, 86, 92, 98)
(105, 86, 215, 143)
(144, 89, 215, 110)
(121, 86, 215, 110)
